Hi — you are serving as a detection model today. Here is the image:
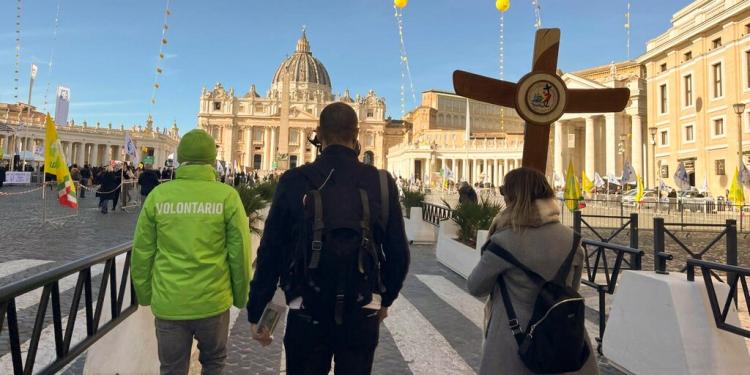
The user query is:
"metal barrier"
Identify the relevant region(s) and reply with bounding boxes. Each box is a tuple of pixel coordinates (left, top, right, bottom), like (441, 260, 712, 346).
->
(421, 202, 453, 227)
(0, 244, 137, 375)
(579, 239, 644, 352)
(653, 218, 737, 279)
(686, 259, 750, 338)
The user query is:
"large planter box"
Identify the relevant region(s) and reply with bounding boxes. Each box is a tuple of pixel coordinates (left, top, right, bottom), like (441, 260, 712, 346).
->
(436, 220, 487, 279)
(404, 207, 437, 244)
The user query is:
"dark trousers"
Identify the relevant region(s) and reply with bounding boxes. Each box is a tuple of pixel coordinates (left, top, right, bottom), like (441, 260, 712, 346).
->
(155, 310, 230, 375)
(284, 309, 380, 375)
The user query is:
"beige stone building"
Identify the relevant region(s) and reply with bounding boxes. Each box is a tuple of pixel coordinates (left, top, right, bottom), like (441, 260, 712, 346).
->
(552, 61, 648, 183)
(198, 31, 398, 171)
(0, 103, 180, 169)
(639, 0, 750, 193)
(386, 90, 525, 186)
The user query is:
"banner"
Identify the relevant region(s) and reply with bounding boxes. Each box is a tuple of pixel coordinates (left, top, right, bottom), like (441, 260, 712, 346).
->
(635, 175, 644, 203)
(593, 172, 605, 188)
(563, 161, 582, 212)
(124, 131, 138, 163)
(582, 171, 594, 194)
(5, 171, 31, 184)
(740, 162, 750, 190)
(44, 114, 77, 208)
(621, 160, 636, 185)
(673, 162, 691, 190)
(728, 168, 745, 206)
(54, 86, 71, 127)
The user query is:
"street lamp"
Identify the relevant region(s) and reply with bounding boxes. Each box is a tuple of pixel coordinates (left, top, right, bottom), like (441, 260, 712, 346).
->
(649, 126, 658, 188)
(733, 103, 746, 173)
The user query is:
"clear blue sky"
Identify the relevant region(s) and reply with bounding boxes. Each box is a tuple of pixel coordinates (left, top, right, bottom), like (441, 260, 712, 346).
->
(1, 0, 691, 134)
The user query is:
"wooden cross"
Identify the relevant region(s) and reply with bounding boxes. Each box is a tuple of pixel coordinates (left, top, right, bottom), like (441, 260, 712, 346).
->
(453, 28, 630, 174)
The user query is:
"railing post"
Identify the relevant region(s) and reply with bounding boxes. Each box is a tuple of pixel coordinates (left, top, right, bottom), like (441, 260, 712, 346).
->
(630, 213, 640, 269)
(573, 210, 582, 236)
(654, 217, 667, 274)
(726, 219, 737, 267)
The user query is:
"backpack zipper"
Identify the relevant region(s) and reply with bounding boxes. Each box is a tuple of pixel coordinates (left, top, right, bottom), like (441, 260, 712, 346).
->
(527, 297, 584, 338)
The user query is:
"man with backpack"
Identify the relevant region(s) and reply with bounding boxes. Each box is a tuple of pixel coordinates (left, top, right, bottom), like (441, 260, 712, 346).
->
(247, 102, 410, 374)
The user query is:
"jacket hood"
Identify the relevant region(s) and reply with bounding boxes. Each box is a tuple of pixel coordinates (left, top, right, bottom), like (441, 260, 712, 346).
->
(176, 164, 218, 181)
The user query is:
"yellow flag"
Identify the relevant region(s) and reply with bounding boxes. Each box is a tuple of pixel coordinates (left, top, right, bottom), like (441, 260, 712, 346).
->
(44, 114, 78, 209)
(635, 174, 644, 203)
(582, 171, 594, 195)
(728, 168, 745, 206)
(564, 161, 582, 212)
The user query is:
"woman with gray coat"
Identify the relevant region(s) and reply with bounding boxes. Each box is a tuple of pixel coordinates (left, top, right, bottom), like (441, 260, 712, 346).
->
(467, 168, 599, 375)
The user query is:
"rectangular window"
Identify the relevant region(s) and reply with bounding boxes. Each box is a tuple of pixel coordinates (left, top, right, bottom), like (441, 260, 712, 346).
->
(713, 118, 725, 136)
(253, 154, 262, 170)
(253, 129, 264, 142)
(712, 37, 722, 49)
(660, 165, 669, 178)
(660, 130, 669, 146)
(213, 102, 221, 111)
(367, 109, 374, 118)
(290, 155, 298, 169)
(289, 129, 299, 145)
(660, 63, 667, 72)
(684, 75, 692, 107)
(684, 51, 692, 61)
(712, 63, 722, 98)
(254, 104, 264, 112)
(684, 125, 694, 142)
(660, 84, 668, 114)
(715, 159, 726, 176)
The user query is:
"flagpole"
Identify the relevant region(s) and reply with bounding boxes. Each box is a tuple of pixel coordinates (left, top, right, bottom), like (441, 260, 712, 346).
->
(23, 64, 36, 170)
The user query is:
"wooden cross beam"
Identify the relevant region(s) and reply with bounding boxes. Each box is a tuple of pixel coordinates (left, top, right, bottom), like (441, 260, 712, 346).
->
(453, 28, 630, 174)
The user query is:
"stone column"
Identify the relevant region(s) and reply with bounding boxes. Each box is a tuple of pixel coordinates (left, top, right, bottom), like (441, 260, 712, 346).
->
(77, 143, 85, 166)
(494, 159, 500, 186)
(554, 121, 564, 175)
(298, 129, 306, 167)
(631, 114, 643, 178)
(270, 127, 277, 169)
(245, 126, 253, 169)
(263, 127, 271, 170)
(102, 144, 111, 166)
(605, 113, 617, 176)
(585, 116, 596, 178)
(462, 158, 468, 182)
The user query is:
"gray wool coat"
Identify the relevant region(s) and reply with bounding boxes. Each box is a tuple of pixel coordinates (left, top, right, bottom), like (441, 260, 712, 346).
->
(467, 199, 599, 375)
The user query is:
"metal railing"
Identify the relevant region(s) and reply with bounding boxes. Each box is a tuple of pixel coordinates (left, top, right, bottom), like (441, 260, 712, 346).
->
(558, 198, 749, 233)
(686, 259, 750, 338)
(579, 239, 644, 352)
(0, 244, 137, 375)
(421, 202, 453, 227)
(653, 218, 737, 278)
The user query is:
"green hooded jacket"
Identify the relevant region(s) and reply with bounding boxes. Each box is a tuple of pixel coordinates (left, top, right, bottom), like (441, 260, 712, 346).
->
(132, 164, 252, 320)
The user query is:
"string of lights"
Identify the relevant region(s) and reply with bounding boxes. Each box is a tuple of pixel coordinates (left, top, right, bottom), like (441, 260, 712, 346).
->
(148, 0, 173, 114)
(531, 0, 542, 30)
(394, 5, 416, 118)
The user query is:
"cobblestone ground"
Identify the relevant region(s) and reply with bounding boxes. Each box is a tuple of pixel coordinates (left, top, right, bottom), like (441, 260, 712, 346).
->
(0, 184, 746, 374)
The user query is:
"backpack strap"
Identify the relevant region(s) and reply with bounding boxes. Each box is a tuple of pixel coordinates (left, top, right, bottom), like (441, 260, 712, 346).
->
(358, 189, 371, 274)
(308, 190, 324, 270)
(552, 232, 582, 285)
(484, 241, 544, 347)
(378, 170, 389, 226)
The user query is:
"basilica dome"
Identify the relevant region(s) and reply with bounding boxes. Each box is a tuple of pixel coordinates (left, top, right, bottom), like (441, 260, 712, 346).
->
(271, 31, 331, 90)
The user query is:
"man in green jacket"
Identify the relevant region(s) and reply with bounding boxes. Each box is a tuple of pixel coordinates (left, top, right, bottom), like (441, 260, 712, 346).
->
(132, 129, 252, 375)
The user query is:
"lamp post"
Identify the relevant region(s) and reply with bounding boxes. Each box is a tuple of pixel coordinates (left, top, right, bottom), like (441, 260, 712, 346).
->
(649, 127, 658, 188)
(733, 103, 746, 174)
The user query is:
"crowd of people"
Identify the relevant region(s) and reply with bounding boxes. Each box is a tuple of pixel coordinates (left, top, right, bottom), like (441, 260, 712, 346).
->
(128, 102, 596, 375)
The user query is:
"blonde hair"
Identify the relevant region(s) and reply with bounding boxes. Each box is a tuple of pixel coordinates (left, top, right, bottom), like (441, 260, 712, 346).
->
(498, 168, 555, 231)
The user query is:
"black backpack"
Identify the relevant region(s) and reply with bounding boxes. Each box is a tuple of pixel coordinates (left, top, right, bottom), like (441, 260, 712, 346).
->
(284, 166, 389, 325)
(484, 233, 589, 374)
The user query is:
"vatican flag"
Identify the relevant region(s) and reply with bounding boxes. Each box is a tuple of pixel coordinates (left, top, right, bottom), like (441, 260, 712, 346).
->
(44, 114, 78, 209)
(635, 174, 644, 204)
(582, 171, 594, 196)
(728, 168, 745, 206)
(563, 161, 582, 212)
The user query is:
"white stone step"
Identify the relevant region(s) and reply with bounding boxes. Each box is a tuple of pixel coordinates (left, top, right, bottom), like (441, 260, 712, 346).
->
(415, 274, 484, 329)
(0, 259, 53, 280)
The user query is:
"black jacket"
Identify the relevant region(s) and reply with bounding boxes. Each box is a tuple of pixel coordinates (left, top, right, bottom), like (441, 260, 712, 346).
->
(138, 169, 161, 196)
(246, 145, 410, 323)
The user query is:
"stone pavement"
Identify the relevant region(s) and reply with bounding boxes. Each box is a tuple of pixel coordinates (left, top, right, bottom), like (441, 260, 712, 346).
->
(0, 184, 721, 374)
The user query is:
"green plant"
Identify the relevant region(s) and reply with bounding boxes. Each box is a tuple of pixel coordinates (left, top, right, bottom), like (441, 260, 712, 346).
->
(236, 185, 268, 235)
(401, 190, 426, 218)
(253, 179, 278, 202)
(448, 196, 502, 247)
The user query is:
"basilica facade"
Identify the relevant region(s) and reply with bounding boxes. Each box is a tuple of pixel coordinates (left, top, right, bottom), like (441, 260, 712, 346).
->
(198, 31, 397, 171)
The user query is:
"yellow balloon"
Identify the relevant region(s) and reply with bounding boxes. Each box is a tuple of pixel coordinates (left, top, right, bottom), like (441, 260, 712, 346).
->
(496, 0, 510, 12)
(394, 0, 408, 9)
